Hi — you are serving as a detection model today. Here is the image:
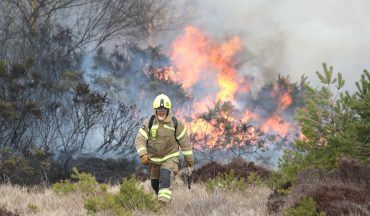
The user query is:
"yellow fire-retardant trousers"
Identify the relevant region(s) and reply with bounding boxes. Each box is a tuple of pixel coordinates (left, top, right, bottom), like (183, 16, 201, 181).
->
(149, 156, 179, 203)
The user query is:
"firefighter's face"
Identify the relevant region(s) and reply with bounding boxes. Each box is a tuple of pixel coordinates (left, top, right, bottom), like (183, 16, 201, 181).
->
(156, 109, 168, 120)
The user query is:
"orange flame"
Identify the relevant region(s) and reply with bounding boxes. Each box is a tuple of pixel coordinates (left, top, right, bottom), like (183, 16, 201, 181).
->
(261, 115, 290, 137)
(171, 26, 210, 89)
(153, 66, 175, 81)
(280, 91, 293, 109)
(166, 25, 301, 150)
(271, 83, 293, 110)
(211, 37, 242, 101)
(170, 26, 242, 102)
(242, 109, 258, 122)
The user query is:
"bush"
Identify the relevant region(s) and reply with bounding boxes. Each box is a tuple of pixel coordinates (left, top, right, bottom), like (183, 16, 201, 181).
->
(268, 158, 370, 216)
(0, 147, 55, 185)
(53, 168, 159, 215)
(226, 158, 270, 180)
(27, 203, 39, 214)
(285, 66, 368, 175)
(116, 177, 158, 210)
(85, 177, 159, 215)
(284, 197, 326, 216)
(52, 167, 101, 195)
(267, 170, 293, 194)
(206, 170, 247, 192)
(205, 170, 267, 193)
(52, 179, 77, 194)
(247, 172, 265, 186)
(191, 157, 270, 183)
(85, 193, 130, 216)
(70, 167, 101, 194)
(268, 66, 369, 215)
(71, 157, 137, 184)
(191, 161, 227, 183)
(267, 189, 286, 213)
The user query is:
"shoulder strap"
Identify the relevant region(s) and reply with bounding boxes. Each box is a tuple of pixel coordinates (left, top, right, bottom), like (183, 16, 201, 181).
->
(148, 115, 179, 144)
(148, 115, 155, 130)
(147, 115, 156, 144)
(172, 116, 179, 144)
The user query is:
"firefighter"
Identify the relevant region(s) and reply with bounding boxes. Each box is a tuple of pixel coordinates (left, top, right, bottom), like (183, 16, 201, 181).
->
(135, 94, 194, 204)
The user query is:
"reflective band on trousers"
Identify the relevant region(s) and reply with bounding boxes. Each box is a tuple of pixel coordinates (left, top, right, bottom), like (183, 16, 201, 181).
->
(150, 152, 180, 163)
(137, 146, 147, 155)
(138, 128, 148, 140)
(182, 150, 193, 155)
(176, 127, 187, 141)
(158, 188, 172, 199)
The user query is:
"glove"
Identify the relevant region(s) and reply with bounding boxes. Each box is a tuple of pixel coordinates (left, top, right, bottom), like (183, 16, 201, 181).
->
(140, 154, 150, 165)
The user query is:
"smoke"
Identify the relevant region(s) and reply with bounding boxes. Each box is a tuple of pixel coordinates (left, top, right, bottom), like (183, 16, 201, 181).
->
(162, 0, 370, 92)
(77, 0, 369, 166)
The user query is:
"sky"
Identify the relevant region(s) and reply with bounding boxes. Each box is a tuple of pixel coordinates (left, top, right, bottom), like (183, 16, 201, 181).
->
(162, 0, 370, 92)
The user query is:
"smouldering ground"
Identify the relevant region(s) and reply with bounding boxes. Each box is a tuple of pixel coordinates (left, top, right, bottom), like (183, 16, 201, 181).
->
(0, 178, 271, 216)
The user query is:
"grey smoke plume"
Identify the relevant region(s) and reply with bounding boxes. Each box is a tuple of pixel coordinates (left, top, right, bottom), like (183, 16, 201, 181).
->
(160, 0, 370, 92)
(148, 0, 370, 168)
(79, 0, 369, 166)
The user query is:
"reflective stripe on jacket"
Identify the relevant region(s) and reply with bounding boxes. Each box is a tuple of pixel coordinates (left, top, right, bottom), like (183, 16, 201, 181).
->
(134, 112, 194, 165)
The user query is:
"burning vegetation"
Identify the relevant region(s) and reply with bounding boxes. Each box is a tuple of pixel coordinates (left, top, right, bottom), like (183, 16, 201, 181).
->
(152, 26, 305, 158)
(0, 1, 369, 215)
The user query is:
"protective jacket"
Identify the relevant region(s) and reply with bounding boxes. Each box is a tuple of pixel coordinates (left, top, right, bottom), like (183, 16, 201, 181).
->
(135, 112, 194, 166)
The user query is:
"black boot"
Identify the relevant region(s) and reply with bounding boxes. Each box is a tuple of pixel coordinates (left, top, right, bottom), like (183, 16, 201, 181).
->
(151, 178, 159, 194)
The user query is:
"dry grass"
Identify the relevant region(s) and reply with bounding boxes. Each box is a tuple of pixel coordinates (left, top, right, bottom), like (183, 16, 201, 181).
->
(133, 178, 271, 216)
(0, 183, 86, 216)
(0, 177, 271, 216)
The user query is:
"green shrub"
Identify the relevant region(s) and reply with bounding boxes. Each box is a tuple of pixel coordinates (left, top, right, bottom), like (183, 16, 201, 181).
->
(70, 167, 101, 194)
(247, 172, 265, 186)
(53, 169, 158, 215)
(27, 203, 39, 214)
(0, 154, 36, 184)
(206, 170, 247, 192)
(85, 193, 130, 216)
(205, 171, 263, 192)
(52, 167, 101, 195)
(269, 66, 369, 195)
(84, 176, 159, 216)
(268, 170, 293, 195)
(284, 197, 326, 216)
(116, 177, 158, 211)
(52, 179, 77, 194)
(99, 183, 108, 192)
(0, 147, 54, 185)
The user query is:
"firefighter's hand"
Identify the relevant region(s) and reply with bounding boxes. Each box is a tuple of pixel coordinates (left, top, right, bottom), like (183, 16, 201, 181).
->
(140, 154, 150, 165)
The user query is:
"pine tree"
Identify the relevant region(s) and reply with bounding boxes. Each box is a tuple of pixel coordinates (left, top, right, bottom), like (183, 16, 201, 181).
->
(282, 63, 369, 174)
